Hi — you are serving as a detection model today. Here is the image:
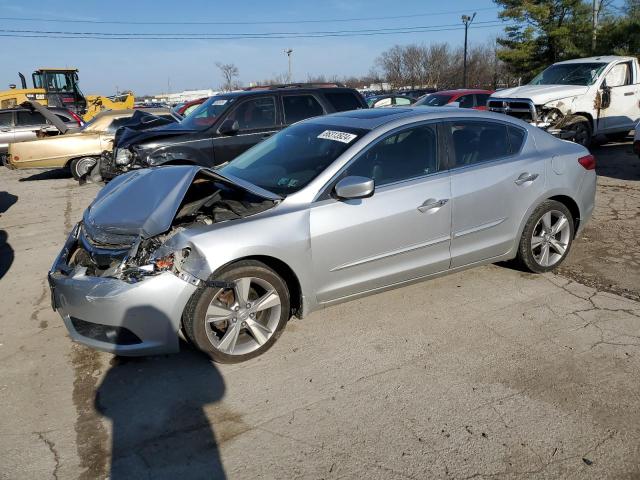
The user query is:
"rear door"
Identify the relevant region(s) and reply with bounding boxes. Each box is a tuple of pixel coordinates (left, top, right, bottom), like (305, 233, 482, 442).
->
(14, 110, 47, 143)
(601, 61, 640, 131)
(0, 111, 14, 153)
(212, 96, 279, 165)
(446, 119, 542, 268)
(310, 122, 451, 302)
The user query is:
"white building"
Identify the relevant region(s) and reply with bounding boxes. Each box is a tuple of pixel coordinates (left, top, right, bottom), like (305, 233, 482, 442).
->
(150, 89, 218, 104)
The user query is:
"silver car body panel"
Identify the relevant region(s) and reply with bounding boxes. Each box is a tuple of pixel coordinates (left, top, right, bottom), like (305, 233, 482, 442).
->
(50, 107, 596, 354)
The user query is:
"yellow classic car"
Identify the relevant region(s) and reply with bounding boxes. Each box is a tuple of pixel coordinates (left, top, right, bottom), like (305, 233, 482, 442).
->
(7, 108, 172, 179)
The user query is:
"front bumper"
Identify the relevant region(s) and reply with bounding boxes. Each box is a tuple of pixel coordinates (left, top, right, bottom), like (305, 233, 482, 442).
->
(49, 227, 197, 355)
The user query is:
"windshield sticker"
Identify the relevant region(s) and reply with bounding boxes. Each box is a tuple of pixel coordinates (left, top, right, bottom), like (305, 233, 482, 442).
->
(317, 130, 357, 144)
(212, 99, 228, 106)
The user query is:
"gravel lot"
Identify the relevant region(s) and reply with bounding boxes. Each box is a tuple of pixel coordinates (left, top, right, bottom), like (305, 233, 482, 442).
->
(0, 141, 639, 480)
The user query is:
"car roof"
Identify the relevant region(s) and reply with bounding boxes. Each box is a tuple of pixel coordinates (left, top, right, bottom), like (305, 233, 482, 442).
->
(430, 89, 494, 96)
(304, 106, 524, 130)
(215, 86, 359, 99)
(556, 55, 636, 64)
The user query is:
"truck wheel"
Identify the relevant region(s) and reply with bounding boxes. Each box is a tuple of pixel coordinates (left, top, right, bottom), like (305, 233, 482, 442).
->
(70, 157, 98, 180)
(563, 115, 592, 147)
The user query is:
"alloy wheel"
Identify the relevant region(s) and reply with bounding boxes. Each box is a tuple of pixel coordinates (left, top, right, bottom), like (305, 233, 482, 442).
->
(204, 277, 282, 355)
(531, 210, 571, 267)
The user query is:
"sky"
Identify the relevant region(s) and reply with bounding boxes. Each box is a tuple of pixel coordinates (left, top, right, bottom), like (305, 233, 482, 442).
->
(1, 0, 506, 96)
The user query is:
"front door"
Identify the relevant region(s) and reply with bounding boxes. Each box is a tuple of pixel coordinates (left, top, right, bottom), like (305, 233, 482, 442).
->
(310, 123, 451, 303)
(212, 96, 280, 165)
(445, 119, 544, 268)
(601, 61, 640, 132)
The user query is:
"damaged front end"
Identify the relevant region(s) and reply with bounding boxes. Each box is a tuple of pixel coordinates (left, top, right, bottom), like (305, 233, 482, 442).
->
(49, 165, 280, 355)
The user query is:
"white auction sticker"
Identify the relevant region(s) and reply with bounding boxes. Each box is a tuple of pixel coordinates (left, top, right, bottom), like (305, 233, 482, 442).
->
(317, 130, 357, 144)
(212, 99, 228, 106)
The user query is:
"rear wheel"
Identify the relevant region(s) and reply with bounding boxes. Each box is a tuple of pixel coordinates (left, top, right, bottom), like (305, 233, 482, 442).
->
(516, 200, 574, 273)
(70, 156, 98, 180)
(183, 260, 290, 363)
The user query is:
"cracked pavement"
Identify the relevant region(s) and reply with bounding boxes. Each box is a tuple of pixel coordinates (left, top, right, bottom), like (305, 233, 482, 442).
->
(1, 141, 639, 479)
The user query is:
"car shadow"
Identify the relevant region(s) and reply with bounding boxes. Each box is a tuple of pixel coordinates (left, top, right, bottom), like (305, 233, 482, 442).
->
(590, 139, 640, 182)
(18, 168, 71, 182)
(0, 191, 18, 280)
(95, 339, 227, 479)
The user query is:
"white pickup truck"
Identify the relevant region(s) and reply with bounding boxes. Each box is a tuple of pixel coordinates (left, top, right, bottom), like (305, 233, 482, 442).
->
(488, 56, 640, 146)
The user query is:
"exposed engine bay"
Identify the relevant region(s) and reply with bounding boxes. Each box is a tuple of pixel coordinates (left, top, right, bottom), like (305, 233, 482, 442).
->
(62, 167, 277, 282)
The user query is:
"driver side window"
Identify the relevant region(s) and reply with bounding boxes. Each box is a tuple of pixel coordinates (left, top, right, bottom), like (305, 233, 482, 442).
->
(226, 97, 277, 131)
(345, 124, 439, 187)
(605, 63, 632, 87)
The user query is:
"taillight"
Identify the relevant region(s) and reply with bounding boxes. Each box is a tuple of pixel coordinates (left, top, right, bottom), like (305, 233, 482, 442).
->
(67, 110, 83, 126)
(578, 154, 596, 170)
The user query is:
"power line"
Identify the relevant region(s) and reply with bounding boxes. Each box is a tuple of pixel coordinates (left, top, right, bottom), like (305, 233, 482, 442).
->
(0, 21, 505, 37)
(0, 23, 510, 41)
(0, 6, 499, 25)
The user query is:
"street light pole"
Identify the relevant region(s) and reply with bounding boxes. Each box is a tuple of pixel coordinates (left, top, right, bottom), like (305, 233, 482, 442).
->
(284, 49, 293, 83)
(461, 12, 476, 88)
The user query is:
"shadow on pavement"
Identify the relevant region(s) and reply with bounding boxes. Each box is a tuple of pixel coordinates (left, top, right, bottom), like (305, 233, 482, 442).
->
(18, 168, 72, 182)
(95, 339, 226, 479)
(0, 191, 18, 280)
(591, 140, 640, 182)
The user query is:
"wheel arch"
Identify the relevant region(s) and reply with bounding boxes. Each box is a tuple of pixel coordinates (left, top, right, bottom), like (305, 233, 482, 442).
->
(214, 255, 304, 319)
(548, 194, 581, 235)
(568, 112, 594, 132)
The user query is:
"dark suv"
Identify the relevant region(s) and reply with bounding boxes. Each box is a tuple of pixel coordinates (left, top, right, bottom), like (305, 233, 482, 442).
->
(100, 84, 367, 179)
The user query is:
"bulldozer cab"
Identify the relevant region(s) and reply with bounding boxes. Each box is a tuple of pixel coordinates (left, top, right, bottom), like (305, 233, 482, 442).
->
(31, 68, 87, 115)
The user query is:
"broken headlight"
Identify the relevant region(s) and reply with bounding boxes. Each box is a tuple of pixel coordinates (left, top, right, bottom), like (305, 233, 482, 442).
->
(114, 148, 133, 166)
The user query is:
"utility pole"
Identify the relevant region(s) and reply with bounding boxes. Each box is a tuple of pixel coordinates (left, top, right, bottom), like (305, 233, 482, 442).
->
(592, 0, 601, 52)
(461, 12, 476, 89)
(284, 49, 293, 83)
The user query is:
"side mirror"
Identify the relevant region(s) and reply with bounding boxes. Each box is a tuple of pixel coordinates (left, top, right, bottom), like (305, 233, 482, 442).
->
(219, 118, 239, 135)
(334, 176, 375, 200)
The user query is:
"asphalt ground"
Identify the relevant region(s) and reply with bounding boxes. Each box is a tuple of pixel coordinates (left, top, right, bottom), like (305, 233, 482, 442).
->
(0, 140, 639, 480)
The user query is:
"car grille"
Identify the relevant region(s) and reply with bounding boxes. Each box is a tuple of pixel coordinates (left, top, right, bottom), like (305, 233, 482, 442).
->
(488, 99, 537, 123)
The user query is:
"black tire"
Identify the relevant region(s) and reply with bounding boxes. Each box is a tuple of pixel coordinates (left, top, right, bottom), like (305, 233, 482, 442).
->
(183, 260, 290, 363)
(605, 131, 630, 143)
(69, 156, 98, 180)
(563, 115, 592, 147)
(516, 200, 575, 274)
(0, 153, 8, 167)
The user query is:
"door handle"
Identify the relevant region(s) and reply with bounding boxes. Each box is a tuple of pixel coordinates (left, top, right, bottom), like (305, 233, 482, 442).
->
(417, 198, 448, 213)
(514, 172, 539, 185)
(624, 92, 635, 96)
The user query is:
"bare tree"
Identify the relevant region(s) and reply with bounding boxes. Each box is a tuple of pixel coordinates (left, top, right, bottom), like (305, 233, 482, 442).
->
(216, 62, 240, 91)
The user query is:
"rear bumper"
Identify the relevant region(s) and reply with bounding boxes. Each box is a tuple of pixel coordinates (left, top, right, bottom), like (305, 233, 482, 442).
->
(49, 227, 197, 355)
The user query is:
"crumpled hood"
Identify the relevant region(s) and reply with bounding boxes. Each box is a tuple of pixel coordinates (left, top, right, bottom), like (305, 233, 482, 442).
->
(82, 165, 280, 245)
(114, 120, 193, 149)
(83, 165, 202, 244)
(490, 84, 589, 105)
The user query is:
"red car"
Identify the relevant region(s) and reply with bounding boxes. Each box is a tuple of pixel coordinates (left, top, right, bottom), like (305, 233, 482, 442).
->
(415, 89, 495, 110)
(175, 97, 208, 117)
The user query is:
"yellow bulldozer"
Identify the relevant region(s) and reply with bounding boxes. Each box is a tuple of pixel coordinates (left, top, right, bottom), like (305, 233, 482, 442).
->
(0, 68, 134, 121)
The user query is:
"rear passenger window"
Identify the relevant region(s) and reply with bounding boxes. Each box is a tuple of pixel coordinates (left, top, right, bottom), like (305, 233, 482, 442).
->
(508, 126, 526, 153)
(448, 121, 510, 167)
(16, 111, 46, 126)
(282, 95, 324, 124)
(458, 95, 474, 109)
(395, 97, 413, 106)
(475, 94, 490, 107)
(323, 92, 363, 112)
(346, 124, 438, 186)
(0, 112, 12, 126)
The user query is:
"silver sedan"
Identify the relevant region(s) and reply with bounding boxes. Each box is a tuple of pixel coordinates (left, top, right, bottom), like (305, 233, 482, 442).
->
(49, 107, 596, 362)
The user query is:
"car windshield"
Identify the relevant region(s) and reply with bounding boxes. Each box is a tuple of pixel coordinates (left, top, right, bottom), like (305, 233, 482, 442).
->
(529, 63, 607, 86)
(415, 94, 452, 106)
(219, 122, 368, 196)
(180, 96, 235, 130)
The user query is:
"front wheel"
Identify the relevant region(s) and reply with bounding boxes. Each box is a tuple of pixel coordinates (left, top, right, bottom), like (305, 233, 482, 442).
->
(70, 156, 98, 180)
(183, 260, 290, 363)
(563, 115, 592, 147)
(516, 200, 575, 273)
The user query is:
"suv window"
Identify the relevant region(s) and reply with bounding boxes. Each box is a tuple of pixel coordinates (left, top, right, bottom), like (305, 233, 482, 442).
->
(0, 112, 12, 127)
(323, 92, 363, 112)
(282, 95, 324, 124)
(395, 97, 413, 106)
(448, 121, 511, 167)
(345, 124, 439, 186)
(458, 95, 474, 109)
(227, 97, 277, 131)
(16, 111, 46, 126)
(474, 94, 490, 107)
